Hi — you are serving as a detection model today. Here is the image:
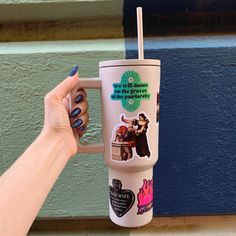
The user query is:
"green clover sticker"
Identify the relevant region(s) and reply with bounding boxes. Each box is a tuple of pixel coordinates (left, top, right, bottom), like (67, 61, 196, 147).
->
(111, 70, 151, 112)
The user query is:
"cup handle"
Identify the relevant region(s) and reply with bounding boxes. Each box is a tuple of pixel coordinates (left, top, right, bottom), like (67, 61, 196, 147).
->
(69, 77, 105, 154)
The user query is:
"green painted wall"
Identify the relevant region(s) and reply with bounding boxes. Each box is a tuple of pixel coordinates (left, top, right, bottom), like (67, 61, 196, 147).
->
(0, 39, 125, 217)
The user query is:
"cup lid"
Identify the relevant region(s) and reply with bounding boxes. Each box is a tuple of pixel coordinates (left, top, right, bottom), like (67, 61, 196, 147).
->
(99, 59, 160, 68)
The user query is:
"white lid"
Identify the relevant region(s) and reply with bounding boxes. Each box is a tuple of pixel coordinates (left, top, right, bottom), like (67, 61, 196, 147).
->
(99, 59, 160, 68)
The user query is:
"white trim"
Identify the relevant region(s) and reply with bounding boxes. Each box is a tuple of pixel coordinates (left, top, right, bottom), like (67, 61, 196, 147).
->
(126, 35, 236, 50)
(0, 39, 125, 54)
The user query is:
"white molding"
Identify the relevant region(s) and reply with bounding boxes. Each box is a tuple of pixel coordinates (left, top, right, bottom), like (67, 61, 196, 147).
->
(126, 35, 236, 50)
(0, 39, 125, 54)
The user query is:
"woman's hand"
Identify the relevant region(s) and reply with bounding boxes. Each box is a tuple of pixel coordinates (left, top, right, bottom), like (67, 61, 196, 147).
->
(41, 65, 88, 158)
(0, 65, 90, 236)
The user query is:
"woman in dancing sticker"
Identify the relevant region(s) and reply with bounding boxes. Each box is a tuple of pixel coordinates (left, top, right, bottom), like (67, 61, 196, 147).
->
(121, 113, 151, 158)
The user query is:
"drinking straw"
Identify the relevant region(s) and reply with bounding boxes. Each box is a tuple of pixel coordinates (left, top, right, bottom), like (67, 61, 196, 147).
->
(136, 7, 144, 59)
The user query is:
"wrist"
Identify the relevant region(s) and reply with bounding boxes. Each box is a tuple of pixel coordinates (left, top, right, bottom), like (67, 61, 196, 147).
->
(37, 129, 72, 162)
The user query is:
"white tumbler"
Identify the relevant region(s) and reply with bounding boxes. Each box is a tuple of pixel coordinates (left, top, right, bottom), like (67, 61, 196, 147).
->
(70, 59, 161, 227)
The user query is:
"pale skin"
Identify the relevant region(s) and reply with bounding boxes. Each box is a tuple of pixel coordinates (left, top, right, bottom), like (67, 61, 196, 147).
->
(0, 70, 87, 236)
(121, 115, 148, 134)
(121, 115, 136, 133)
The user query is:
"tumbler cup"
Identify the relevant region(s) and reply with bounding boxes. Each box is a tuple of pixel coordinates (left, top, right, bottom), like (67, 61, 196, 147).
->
(70, 59, 161, 227)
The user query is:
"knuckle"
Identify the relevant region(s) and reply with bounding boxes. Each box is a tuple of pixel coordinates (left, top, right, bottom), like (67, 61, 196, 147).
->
(84, 114, 89, 122)
(84, 100, 89, 109)
(44, 93, 53, 103)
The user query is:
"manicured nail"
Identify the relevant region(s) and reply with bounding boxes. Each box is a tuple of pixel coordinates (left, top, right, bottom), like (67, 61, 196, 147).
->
(79, 126, 85, 131)
(70, 107, 81, 117)
(68, 65, 78, 76)
(74, 94, 83, 103)
(71, 118, 83, 128)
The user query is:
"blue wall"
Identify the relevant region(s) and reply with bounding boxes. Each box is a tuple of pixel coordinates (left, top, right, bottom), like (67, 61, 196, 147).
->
(124, 0, 236, 217)
(123, 0, 236, 36)
(126, 42, 236, 215)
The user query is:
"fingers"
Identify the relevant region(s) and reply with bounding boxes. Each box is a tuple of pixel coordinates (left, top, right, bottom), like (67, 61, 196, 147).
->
(73, 89, 87, 104)
(70, 88, 88, 137)
(71, 112, 89, 139)
(46, 65, 79, 102)
(78, 124, 87, 137)
(62, 95, 70, 113)
(71, 113, 88, 129)
(70, 100, 88, 119)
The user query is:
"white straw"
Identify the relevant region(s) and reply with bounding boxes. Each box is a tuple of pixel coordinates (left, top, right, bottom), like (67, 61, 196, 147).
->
(136, 7, 144, 59)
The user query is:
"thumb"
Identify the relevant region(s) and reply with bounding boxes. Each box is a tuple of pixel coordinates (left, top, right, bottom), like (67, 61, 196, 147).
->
(49, 66, 79, 101)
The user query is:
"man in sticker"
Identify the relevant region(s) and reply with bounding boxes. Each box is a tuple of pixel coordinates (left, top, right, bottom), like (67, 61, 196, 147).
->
(115, 124, 136, 160)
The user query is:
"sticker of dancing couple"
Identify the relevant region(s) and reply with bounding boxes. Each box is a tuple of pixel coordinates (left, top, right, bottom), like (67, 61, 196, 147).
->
(111, 113, 151, 161)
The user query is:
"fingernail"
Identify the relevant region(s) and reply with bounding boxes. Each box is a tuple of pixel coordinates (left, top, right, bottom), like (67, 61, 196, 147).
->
(70, 107, 81, 117)
(74, 94, 83, 103)
(79, 126, 85, 131)
(68, 65, 78, 76)
(71, 118, 82, 128)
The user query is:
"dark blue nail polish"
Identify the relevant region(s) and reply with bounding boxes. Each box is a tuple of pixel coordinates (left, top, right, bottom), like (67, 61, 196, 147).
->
(70, 107, 81, 117)
(79, 126, 85, 131)
(71, 119, 82, 128)
(68, 65, 78, 76)
(74, 94, 83, 103)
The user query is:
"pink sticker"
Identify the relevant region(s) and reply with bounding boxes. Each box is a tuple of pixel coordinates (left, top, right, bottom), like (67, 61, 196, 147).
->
(137, 179, 153, 215)
(111, 113, 151, 162)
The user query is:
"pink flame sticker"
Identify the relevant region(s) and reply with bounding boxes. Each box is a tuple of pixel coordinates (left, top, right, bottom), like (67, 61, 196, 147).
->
(137, 178, 153, 215)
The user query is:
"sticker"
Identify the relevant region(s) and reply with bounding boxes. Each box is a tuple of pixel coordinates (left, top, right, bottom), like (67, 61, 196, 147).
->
(111, 113, 151, 161)
(137, 179, 153, 215)
(110, 179, 135, 217)
(111, 70, 151, 112)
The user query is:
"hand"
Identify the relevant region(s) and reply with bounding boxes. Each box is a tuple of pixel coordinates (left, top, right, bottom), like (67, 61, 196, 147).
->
(41, 65, 88, 158)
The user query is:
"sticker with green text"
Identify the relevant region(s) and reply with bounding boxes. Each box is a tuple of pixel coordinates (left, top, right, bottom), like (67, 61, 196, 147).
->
(111, 70, 151, 112)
